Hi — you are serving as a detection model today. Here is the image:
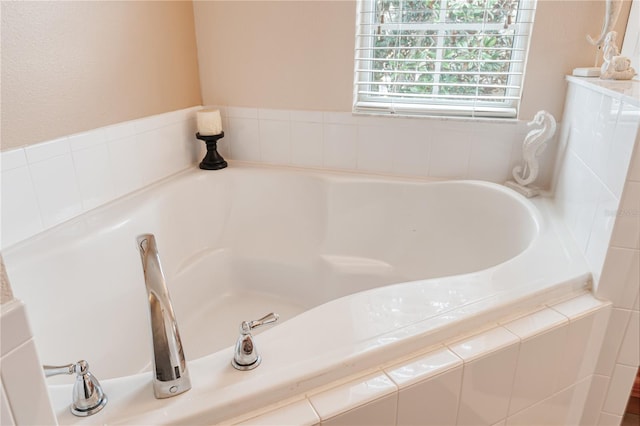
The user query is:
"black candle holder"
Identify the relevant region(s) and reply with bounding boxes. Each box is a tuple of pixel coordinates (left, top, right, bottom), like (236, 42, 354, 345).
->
(196, 132, 227, 170)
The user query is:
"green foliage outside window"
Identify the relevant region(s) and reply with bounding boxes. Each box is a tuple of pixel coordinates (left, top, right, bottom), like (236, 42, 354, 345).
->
(371, 0, 519, 102)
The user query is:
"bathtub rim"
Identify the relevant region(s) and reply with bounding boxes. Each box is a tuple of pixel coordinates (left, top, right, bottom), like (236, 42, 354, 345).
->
(49, 274, 591, 426)
(30, 165, 592, 425)
(4, 163, 543, 375)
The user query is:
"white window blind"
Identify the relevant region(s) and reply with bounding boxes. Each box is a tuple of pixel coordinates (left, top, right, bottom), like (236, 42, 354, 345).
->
(354, 0, 537, 118)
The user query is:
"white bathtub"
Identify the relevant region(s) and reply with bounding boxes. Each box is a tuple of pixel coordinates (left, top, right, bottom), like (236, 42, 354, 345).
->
(3, 162, 590, 424)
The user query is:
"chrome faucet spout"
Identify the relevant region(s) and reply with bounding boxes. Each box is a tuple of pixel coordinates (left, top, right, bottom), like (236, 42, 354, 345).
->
(137, 234, 191, 399)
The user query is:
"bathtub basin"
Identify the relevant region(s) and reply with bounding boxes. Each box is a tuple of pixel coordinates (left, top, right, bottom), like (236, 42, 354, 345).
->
(3, 162, 590, 424)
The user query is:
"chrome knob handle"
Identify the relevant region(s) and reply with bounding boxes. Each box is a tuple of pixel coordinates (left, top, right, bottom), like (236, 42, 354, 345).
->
(43, 360, 108, 417)
(232, 312, 279, 371)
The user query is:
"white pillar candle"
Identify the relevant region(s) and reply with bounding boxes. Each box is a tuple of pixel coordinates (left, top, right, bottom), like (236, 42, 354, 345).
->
(197, 109, 223, 136)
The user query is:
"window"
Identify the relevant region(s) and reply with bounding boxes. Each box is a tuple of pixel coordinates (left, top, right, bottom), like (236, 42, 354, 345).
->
(354, 0, 536, 118)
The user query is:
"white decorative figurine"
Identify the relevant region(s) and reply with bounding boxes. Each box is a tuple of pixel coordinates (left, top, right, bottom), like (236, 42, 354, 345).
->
(600, 31, 636, 80)
(505, 110, 557, 198)
(587, 0, 623, 47)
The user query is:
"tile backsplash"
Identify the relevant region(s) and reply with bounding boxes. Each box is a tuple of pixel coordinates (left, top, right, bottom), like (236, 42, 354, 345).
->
(1, 107, 201, 249)
(2, 105, 553, 250)
(553, 76, 640, 424)
(554, 78, 640, 284)
(0, 300, 56, 424)
(218, 107, 549, 185)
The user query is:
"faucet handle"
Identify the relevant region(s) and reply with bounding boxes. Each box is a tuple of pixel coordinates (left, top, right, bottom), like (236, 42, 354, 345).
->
(241, 312, 279, 333)
(43, 360, 108, 417)
(232, 312, 279, 371)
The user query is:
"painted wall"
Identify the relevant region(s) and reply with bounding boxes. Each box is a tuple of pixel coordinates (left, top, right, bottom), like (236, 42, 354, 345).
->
(1, 1, 202, 150)
(1, 0, 632, 151)
(194, 0, 355, 113)
(194, 0, 632, 121)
